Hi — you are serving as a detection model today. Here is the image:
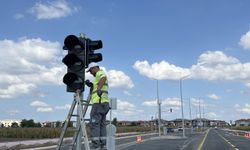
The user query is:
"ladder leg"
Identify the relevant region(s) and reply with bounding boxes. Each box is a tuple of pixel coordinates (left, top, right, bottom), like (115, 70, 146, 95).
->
(57, 97, 77, 150)
(76, 92, 90, 150)
(71, 91, 92, 149)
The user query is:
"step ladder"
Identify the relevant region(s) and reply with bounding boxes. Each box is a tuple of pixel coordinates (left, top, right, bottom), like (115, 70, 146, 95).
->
(57, 89, 92, 150)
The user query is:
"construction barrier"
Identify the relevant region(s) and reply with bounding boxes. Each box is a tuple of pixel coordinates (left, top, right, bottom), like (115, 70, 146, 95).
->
(136, 135, 142, 144)
(244, 133, 250, 139)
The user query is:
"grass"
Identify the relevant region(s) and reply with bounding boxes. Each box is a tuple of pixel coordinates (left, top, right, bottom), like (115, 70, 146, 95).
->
(0, 126, 153, 140)
(232, 126, 250, 131)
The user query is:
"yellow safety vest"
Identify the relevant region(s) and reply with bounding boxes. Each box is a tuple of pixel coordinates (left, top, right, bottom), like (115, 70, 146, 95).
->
(91, 70, 109, 104)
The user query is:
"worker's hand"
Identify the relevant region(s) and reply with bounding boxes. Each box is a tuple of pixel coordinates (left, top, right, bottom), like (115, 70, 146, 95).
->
(97, 89, 103, 97)
(85, 80, 93, 88)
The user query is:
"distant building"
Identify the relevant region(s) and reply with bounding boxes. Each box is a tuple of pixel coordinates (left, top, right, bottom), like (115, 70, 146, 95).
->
(0, 119, 21, 127)
(171, 119, 192, 127)
(235, 119, 250, 127)
(41, 121, 63, 127)
(118, 121, 132, 126)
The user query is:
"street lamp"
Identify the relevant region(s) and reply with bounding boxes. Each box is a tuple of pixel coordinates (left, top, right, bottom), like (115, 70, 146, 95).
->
(179, 74, 191, 138)
(156, 80, 161, 136)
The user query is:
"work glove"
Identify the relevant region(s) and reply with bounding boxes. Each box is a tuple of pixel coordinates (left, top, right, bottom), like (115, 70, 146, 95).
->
(85, 80, 93, 88)
(97, 89, 103, 97)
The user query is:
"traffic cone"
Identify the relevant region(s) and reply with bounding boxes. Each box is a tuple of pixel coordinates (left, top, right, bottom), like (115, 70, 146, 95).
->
(136, 135, 142, 144)
(244, 133, 250, 139)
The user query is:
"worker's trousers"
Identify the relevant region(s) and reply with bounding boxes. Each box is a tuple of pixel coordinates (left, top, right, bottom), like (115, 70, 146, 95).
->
(90, 102, 110, 148)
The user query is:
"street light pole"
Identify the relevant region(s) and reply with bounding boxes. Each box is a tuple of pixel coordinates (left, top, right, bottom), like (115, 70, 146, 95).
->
(179, 78, 185, 138)
(189, 98, 193, 134)
(179, 74, 190, 138)
(156, 80, 161, 136)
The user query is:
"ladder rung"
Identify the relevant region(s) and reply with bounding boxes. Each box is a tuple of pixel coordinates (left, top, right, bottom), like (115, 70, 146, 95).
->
(81, 103, 91, 106)
(61, 143, 74, 147)
(81, 100, 89, 103)
(71, 114, 78, 117)
(67, 128, 78, 131)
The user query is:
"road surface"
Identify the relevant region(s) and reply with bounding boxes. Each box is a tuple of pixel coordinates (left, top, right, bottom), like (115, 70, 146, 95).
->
(120, 129, 250, 150)
(21, 128, 250, 150)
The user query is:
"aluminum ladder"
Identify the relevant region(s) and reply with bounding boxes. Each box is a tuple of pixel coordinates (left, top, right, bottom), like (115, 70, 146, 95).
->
(57, 90, 91, 150)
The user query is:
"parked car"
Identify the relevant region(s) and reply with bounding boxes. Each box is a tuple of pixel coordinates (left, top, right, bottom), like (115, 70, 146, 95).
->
(167, 128, 174, 133)
(178, 127, 183, 131)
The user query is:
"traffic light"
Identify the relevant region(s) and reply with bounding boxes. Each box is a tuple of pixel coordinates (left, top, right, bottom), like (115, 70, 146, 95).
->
(85, 39, 103, 68)
(62, 35, 85, 92)
(62, 34, 103, 92)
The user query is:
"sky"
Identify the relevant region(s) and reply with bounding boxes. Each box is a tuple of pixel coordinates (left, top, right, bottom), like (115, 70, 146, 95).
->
(0, 0, 250, 123)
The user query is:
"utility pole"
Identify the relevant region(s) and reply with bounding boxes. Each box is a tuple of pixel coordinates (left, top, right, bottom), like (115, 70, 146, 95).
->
(199, 98, 202, 130)
(179, 74, 190, 138)
(156, 80, 161, 136)
(179, 78, 185, 138)
(189, 98, 193, 133)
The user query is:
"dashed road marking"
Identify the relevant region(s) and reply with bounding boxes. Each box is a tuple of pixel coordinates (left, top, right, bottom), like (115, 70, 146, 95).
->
(215, 130, 239, 150)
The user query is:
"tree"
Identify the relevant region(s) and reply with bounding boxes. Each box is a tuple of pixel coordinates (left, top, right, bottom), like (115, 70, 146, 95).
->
(11, 122, 19, 128)
(56, 121, 61, 127)
(112, 118, 117, 126)
(35, 122, 42, 127)
(20, 119, 36, 127)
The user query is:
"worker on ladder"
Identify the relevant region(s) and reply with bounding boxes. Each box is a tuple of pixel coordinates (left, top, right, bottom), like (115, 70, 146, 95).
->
(87, 62, 110, 150)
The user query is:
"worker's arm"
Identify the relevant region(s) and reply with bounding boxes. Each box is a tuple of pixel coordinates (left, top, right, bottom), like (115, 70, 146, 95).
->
(97, 76, 107, 97)
(97, 76, 107, 91)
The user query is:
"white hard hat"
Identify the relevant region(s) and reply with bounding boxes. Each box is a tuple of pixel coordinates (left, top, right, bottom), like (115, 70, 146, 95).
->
(87, 62, 99, 72)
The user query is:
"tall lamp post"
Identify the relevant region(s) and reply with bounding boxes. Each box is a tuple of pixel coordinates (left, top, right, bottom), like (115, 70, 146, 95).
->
(179, 74, 191, 138)
(156, 80, 161, 136)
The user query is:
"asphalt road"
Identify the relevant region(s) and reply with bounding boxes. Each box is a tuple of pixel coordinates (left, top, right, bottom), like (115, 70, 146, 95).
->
(120, 129, 250, 150)
(22, 128, 250, 150)
(121, 130, 204, 150)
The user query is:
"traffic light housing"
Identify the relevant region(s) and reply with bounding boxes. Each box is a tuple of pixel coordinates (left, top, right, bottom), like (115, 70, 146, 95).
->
(62, 34, 103, 92)
(85, 39, 103, 68)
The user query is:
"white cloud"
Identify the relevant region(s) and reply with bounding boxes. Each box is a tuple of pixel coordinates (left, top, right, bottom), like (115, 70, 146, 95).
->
(190, 51, 250, 82)
(30, 0, 78, 19)
(14, 13, 24, 19)
(123, 91, 132, 96)
(234, 104, 240, 108)
(162, 98, 182, 108)
(205, 112, 218, 119)
(207, 94, 220, 100)
(239, 30, 250, 50)
(0, 83, 35, 99)
(236, 103, 250, 114)
(240, 90, 248, 94)
(55, 104, 71, 110)
(142, 100, 157, 107)
(246, 82, 250, 88)
(117, 99, 142, 116)
(133, 51, 250, 87)
(0, 37, 65, 99)
(142, 97, 181, 109)
(191, 98, 206, 107)
(30, 100, 53, 113)
(7, 110, 20, 116)
(30, 100, 49, 107)
(133, 60, 190, 80)
(37, 107, 53, 112)
(196, 51, 239, 66)
(86, 68, 134, 89)
(107, 70, 134, 89)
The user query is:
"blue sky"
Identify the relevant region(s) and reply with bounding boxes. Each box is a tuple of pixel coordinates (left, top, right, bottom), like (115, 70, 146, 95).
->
(0, 0, 250, 123)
